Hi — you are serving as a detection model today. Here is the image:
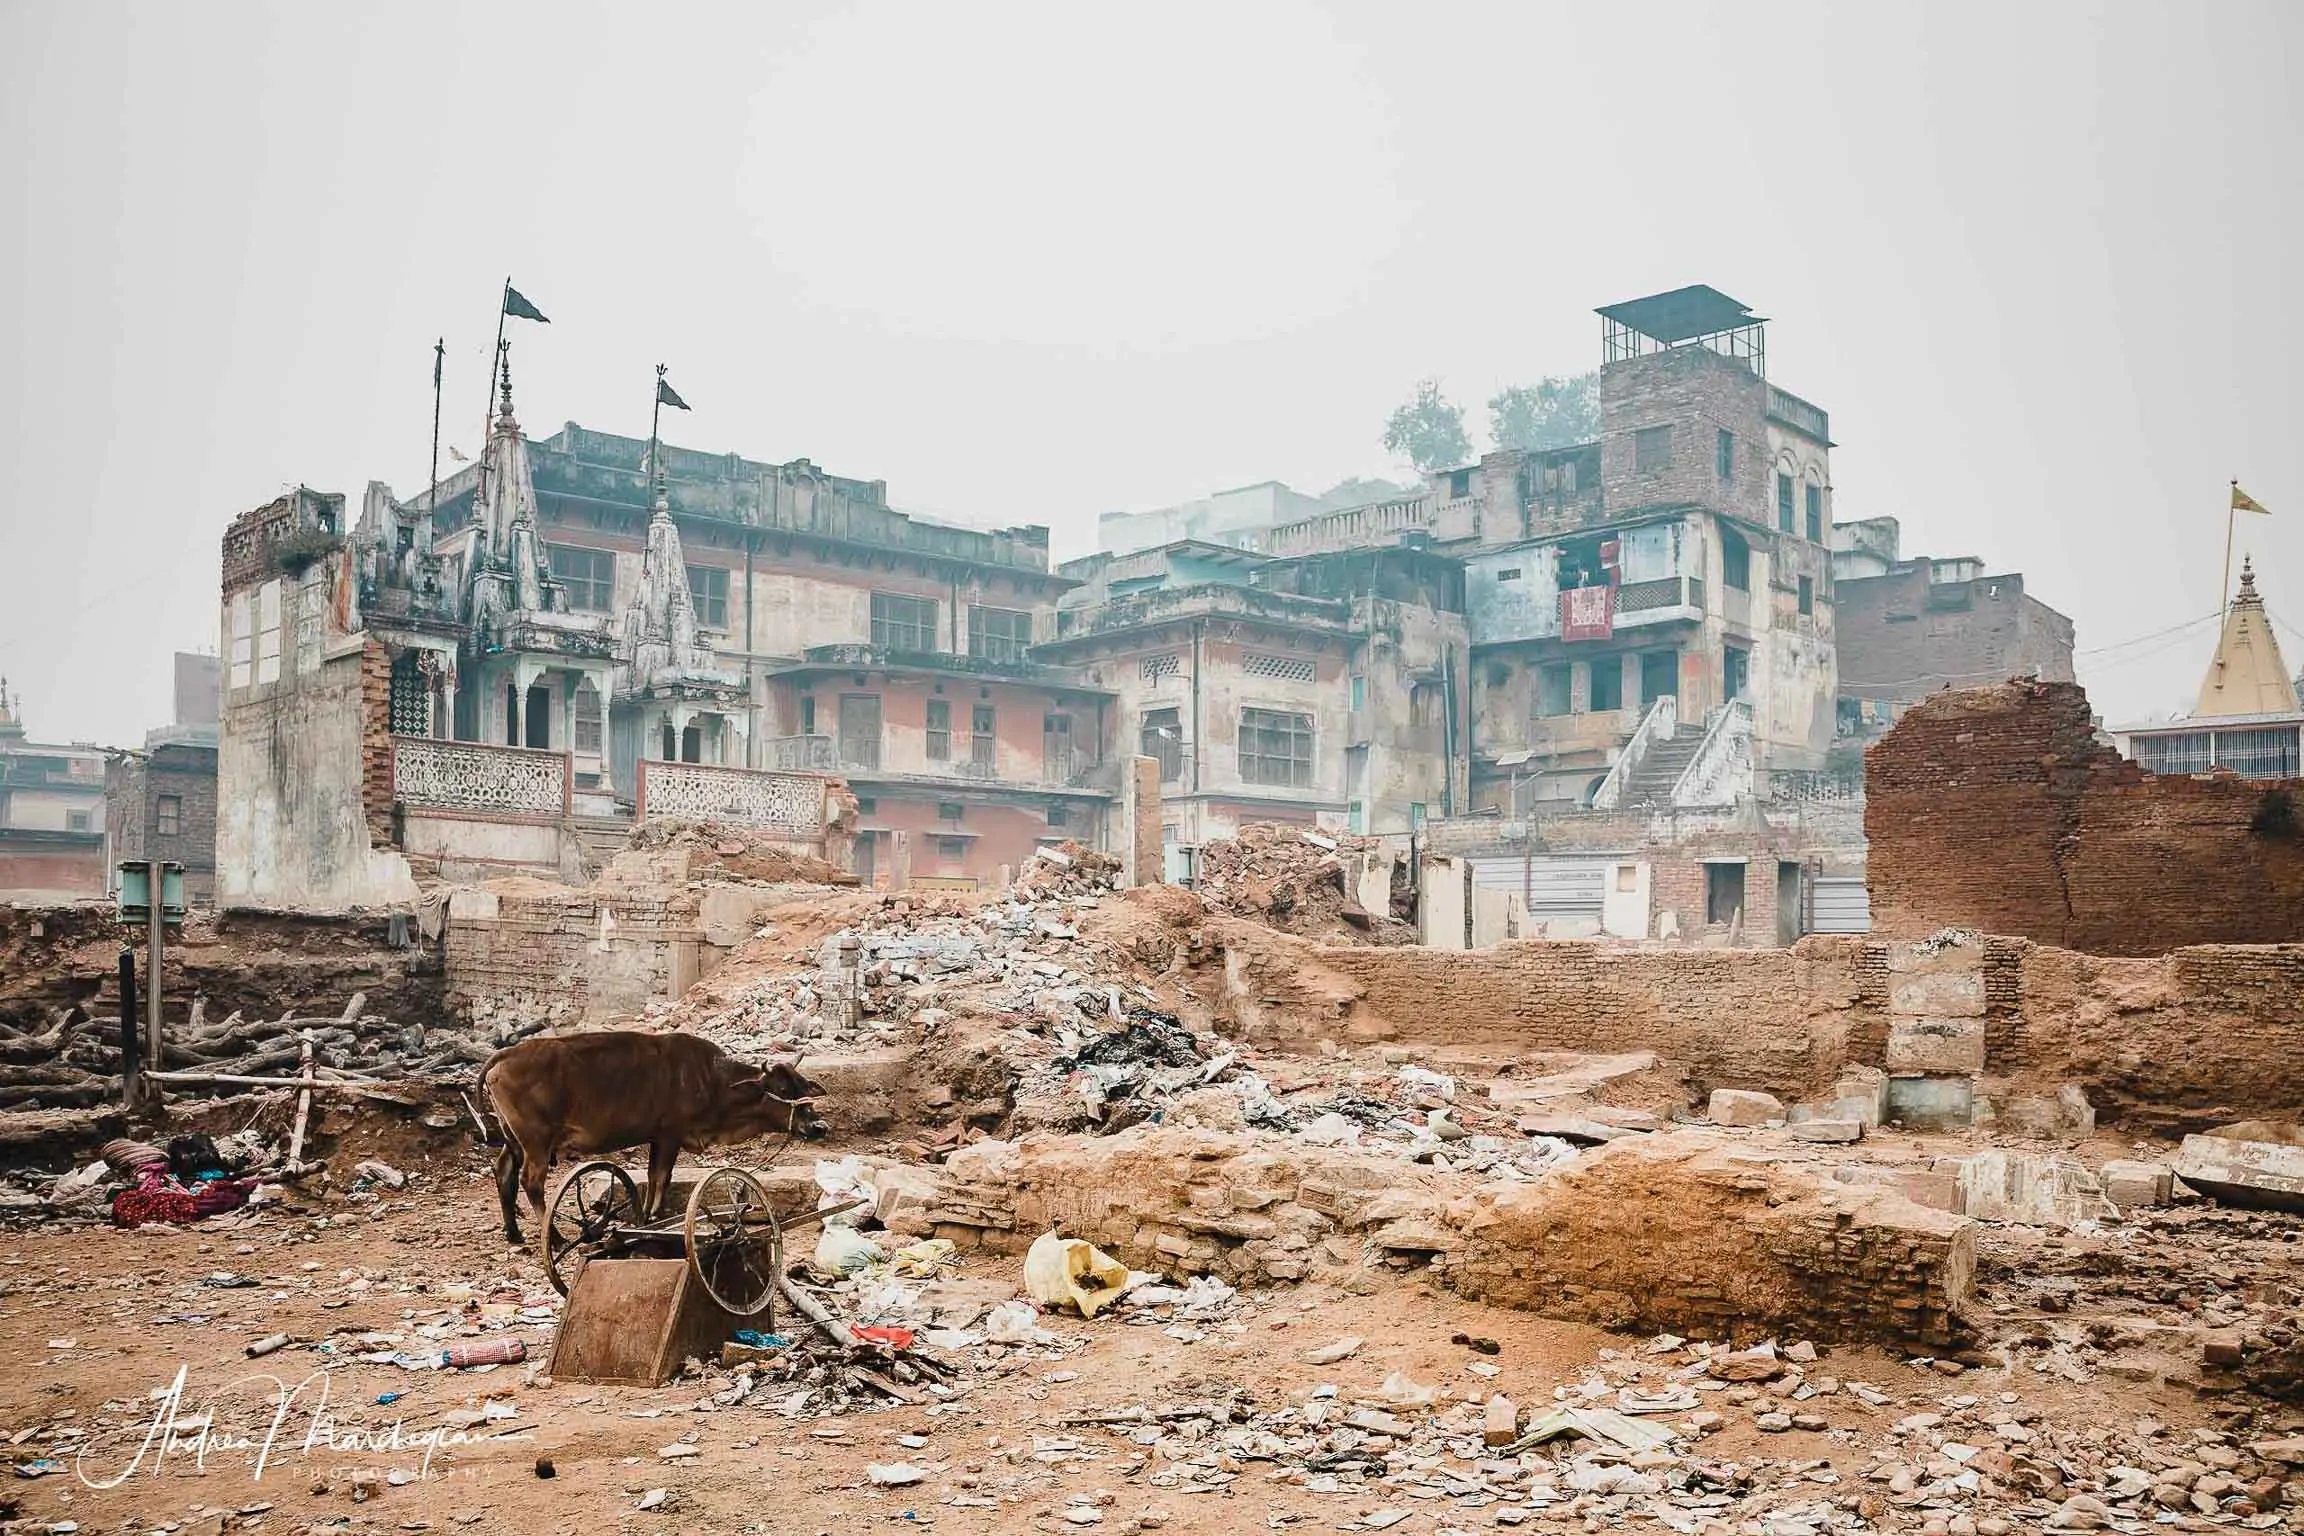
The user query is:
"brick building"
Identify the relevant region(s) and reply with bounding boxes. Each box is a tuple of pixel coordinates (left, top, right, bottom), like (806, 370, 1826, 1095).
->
(1830, 517, 2075, 743)
(105, 737, 219, 904)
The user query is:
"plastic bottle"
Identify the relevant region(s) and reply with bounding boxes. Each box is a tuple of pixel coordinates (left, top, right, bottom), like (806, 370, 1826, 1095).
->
(441, 1338, 526, 1368)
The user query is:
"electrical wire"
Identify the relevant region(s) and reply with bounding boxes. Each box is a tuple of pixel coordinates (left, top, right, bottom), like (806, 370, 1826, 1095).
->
(2073, 608, 2224, 657)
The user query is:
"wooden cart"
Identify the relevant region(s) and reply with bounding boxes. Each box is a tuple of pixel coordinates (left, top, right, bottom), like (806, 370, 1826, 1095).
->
(542, 1160, 862, 1386)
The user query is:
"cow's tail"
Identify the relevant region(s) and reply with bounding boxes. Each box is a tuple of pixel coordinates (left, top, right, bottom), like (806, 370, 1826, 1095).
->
(465, 1056, 507, 1147)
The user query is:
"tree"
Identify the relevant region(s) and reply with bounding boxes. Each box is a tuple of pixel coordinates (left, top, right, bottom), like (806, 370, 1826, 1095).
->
(1487, 373, 1599, 453)
(1382, 380, 1474, 473)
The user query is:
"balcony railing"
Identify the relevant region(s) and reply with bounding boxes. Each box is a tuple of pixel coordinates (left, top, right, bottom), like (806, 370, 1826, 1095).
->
(768, 734, 836, 771)
(1765, 385, 1831, 444)
(391, 737, 570, 820)
(1614, 575, 1706, 628)
(636, 760, 829, 837)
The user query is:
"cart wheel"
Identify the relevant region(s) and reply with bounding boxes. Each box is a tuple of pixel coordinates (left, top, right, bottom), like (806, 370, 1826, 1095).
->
(684, 1166, 781, 1318)
(544, 1161, 640, 1297)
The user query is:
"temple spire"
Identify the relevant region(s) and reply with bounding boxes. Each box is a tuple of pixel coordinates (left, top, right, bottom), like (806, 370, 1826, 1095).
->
(2194, 556, 2301, 719)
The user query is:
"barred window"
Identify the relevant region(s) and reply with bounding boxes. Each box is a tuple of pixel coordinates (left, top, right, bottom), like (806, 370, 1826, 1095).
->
(2214, 726, 2300, 779)
(1139, 653, 1181, 684)
(926, 699, 951, 761)
(2131, 731, 2212, 775)
(1141, 706, 1183, 782)
(1239, 707, 1313, 788)
(1242, 652, 1316, 683)
(547, 545, 615, 611)
(156, 795, 182, 837)
(968, 605, 1032, 662)
(870, 592, 939, 651)
(687, 564, 729, 627)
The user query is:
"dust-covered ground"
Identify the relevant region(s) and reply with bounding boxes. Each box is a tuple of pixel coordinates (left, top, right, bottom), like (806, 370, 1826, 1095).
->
(2, 1133, 2299, 1536)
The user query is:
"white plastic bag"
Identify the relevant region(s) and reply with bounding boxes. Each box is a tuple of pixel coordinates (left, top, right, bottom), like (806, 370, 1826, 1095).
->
(814, 1222, 884, 1276)
(984, 1299, 1058, 1346)
(1023, 1232, 1131, 1317)
(813, 1156, 879, 1215)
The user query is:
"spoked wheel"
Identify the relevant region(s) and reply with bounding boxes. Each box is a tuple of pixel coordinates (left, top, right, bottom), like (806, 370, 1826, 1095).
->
(544, 1160, 641, 1297)
(684, 1166, 781, 1318)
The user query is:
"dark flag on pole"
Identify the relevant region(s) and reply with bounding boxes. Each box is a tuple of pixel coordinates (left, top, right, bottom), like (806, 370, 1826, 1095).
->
(656, 376, 691, 411)
(502, 285, 551, 324)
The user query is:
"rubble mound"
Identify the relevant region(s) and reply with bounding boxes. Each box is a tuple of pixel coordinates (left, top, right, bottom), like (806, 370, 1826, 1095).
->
(1196, 823, 1413, 944)
(624, 819, 855, 885)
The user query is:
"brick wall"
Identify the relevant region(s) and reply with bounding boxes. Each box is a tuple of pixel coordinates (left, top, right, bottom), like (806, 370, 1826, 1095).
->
(1865, 679, 2304, 953)
(107, 744, 218, 902)
(912, 1126, 1972, 1349)
(1179, 913, 2304, 1122)
(1836, 567, 2075, 708)
(359, 640, 395, 850)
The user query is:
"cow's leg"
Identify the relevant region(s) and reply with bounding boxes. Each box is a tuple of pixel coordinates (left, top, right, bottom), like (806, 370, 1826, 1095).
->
(495, 1140, 525, 1245)
(519, 1135, 553, 1246)
(644, 1140, 680, 1221)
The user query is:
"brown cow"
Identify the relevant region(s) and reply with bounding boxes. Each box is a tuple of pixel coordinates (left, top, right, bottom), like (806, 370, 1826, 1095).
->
(478, 1031, 827, 1245)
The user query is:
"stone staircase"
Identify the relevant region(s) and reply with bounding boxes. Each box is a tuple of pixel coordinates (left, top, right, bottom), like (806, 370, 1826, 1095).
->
(568, 813, 636, 880)
(1622, 725, 1705, 806)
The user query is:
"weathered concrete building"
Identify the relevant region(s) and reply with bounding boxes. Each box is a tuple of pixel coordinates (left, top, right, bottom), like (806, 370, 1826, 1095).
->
(0, 682, 107, 901)
(1042, 542, 1468, 850)
(218, 351, 1081, 906)
(1095, 480, 1329, 557)
(1830, 517, 2076, 744)
(104, 652, 222, 904)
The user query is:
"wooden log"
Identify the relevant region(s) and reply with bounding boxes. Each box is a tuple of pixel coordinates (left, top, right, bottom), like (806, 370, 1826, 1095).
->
(775, 1272, 863, 1355)
(142, 1071, 386, 1091)
(284, 1033, 316, 1172)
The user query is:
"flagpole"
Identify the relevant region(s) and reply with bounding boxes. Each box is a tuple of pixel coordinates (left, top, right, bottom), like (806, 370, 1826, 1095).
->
(649, 363, 666, 499)
(427, 338, 444, 537)
(2222, 479, 2238, 615)
(482, 275, 509, 446)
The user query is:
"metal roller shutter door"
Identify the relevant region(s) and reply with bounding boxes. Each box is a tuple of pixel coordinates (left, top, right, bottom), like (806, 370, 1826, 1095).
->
(1808, 876, 1872, 933)
(1466, 855, 1609, 919)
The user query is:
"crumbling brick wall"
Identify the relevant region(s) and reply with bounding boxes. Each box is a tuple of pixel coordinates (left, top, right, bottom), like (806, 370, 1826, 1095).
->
(359, 639, 395, 850)
(1445, 1133, 1974, 1348)
(1865, 679, 2304, 953)
(1160, 909, 2304, 1122)
(912, 1126, 1973, 1349)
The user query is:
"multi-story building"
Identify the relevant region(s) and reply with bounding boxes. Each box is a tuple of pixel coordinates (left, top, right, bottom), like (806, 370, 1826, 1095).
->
(216, 349, 1091, 907)
(104, 652, 222, 904)
(0, 682, 108, 901)
(1041, 542, 1467, 849)
(1094, 480, 1331, 557)
(1830, 517, 2075, 745)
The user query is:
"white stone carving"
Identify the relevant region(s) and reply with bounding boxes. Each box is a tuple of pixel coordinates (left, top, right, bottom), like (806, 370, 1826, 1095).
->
(641, 762, 826, 836)
(394, 738, 566, 817)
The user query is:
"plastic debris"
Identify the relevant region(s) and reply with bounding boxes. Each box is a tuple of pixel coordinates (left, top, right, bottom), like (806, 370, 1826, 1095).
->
(1023, 1232, 1132, 1318)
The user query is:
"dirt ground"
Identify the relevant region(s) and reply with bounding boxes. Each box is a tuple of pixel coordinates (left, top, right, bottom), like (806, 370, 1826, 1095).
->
(1, 1133, 2282, 1536)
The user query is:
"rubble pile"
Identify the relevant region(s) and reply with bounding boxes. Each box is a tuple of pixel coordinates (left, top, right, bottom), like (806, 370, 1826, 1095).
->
(622, 819, 855, 887)
(1052, 1331, 2304, 1530)
(1195, 823, 1413, 943)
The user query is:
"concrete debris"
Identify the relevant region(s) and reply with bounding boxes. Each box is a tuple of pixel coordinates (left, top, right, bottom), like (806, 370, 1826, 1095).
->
(1194, 823, 1412, 944)
(1706, 1088, 1785, 1127)
(2174, 1123, 2304, 1213)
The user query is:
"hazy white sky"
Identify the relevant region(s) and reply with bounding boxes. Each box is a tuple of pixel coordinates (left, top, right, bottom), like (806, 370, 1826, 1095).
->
(3, 1, 2298, 745)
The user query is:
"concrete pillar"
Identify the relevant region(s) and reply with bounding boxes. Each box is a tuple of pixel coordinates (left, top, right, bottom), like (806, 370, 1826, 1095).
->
(1420, 856, 1470, 950)
(889, 829, 912, 892)
(1121, 754, 1162, 888)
